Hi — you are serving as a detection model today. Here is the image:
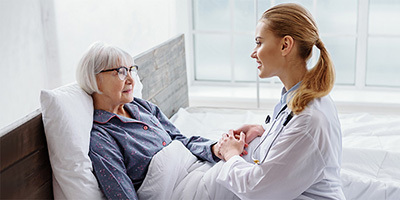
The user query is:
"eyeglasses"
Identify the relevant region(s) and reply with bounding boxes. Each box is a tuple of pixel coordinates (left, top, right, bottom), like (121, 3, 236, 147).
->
(99, 65, 138, 80)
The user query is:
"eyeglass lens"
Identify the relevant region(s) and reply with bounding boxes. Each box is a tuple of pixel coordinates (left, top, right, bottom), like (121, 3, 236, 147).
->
(117, 68, 127, 80)
(117, 66, 137, 80)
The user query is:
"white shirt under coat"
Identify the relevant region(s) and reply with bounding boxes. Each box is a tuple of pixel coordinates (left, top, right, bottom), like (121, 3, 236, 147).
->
(216, 85, 345, 199)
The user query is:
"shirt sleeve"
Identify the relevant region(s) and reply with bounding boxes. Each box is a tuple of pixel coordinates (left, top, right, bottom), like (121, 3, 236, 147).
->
(216, 116, 326, 199)
(147, 101, 219, 163)
(89, 129, 138, 200)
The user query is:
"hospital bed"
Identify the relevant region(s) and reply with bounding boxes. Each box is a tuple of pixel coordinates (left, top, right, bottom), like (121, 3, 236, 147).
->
(1, 34, 399, 199)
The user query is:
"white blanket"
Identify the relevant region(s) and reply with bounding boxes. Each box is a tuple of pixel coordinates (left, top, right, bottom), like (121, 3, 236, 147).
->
(137, 108, 400, 199)
(169, 108, 400, 200)
(339, 113, 400, 199)
(137, 140, 239, 200)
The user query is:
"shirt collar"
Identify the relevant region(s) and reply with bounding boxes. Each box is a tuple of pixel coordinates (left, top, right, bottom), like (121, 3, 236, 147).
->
(93, 102, 140, 124)
(280, 81, 302, 105)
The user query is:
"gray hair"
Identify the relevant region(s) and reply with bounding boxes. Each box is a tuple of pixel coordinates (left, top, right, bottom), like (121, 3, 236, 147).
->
(76, 41, 134, 94)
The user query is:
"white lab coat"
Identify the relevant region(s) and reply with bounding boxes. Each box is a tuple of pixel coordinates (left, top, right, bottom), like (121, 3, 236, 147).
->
(216, 95, 345, 200)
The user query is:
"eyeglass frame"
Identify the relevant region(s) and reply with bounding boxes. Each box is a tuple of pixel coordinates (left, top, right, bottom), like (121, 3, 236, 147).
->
(98, 65, 139, 80)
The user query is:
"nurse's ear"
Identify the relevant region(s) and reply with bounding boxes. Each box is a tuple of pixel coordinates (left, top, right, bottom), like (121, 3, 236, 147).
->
(280, 35, 294, 56)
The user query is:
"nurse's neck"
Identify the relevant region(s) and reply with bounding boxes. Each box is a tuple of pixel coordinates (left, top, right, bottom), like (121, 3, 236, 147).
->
(283, 78, 302, 91)
(280, 60, 307, 91)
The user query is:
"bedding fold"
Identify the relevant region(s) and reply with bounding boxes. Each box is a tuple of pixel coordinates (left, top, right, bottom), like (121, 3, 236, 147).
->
(137, 140, 239, 200)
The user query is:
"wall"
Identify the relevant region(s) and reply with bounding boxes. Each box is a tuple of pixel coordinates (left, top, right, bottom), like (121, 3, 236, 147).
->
(0, 0, 187, 130)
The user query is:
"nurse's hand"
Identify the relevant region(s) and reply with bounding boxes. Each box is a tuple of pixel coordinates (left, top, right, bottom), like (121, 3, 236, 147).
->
(219, 130, 246, 161)
(233, 124, 264, 144)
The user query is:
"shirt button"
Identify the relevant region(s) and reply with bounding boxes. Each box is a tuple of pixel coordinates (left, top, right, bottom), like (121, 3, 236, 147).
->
(143, 125, 148, 130)
(162, 141, 166, 146)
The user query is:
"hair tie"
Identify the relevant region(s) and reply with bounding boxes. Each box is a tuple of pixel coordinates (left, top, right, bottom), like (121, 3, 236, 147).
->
(315, 38, 324, 49)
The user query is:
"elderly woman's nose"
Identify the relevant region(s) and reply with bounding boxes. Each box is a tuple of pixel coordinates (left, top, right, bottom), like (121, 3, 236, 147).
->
(126, 72, 135, 83)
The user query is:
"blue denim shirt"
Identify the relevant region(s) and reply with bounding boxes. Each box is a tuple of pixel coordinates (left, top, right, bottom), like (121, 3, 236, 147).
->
(89, 98, 218, 200)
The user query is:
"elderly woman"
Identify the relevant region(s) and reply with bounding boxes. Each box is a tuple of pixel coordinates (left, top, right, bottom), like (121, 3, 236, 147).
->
(75, 42, 221, 200)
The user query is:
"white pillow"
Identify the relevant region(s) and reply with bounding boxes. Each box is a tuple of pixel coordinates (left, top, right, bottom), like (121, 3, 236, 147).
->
(40, 75, 142, 199)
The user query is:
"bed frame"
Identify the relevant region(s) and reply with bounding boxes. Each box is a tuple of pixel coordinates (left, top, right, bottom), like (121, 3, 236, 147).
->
(0, 34, 188, 199)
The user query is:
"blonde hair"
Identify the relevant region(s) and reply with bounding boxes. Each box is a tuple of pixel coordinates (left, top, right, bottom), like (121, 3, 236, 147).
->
(261, 3, 335, 114)
(76, 42, 134, 94)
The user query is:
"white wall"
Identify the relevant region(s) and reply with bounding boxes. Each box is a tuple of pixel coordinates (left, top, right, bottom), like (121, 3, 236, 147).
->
(0, 0, 187, 130)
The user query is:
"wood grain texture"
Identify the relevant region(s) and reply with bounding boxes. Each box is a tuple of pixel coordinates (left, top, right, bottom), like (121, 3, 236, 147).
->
(0, 109, 53, 199)
(0, 110, 46, 171)
(134, 34, 188, 118)
(1, 149, 52, 199)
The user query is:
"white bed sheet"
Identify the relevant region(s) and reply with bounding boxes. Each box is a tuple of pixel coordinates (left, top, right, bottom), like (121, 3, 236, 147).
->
(170, 107, 400, 200)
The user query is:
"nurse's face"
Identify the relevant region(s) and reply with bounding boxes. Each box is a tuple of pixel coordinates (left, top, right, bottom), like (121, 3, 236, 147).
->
(95, 63, 135, 107)
(251, 21, 284, 79)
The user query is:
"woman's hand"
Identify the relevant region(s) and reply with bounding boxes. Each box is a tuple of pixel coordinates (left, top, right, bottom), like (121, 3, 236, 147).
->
(233, 124, 264, 144)
(212, 141, 224, 160)
(219, 130, 246, 161)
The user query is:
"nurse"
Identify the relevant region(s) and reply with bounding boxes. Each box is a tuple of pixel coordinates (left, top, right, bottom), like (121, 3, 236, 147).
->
(217, 3, 345, 199)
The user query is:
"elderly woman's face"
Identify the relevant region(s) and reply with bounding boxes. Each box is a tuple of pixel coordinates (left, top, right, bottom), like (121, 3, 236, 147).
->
(95, 64, 135, 106)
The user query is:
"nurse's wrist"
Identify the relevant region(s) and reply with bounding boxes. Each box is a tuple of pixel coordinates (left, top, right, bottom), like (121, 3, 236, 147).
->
(223, 151, 240, 161)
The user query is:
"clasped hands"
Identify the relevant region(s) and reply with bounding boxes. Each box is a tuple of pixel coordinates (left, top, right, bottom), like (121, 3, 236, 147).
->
(212, 124, 265, 161)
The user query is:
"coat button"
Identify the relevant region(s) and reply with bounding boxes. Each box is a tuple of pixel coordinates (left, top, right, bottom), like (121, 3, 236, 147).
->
(143, 125, 148, 130)
(162, 141, 166, 146)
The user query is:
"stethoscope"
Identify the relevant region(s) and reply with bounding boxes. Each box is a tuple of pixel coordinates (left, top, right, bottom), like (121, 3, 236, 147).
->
(252, 105, 294, 165)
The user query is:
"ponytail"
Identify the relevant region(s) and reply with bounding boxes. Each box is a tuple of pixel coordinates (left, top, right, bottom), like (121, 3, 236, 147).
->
(289, 39, 335, 114)
(261, 3, 335, 114)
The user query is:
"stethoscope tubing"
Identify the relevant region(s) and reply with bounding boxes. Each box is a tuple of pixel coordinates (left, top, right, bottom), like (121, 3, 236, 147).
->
(252, 105, 293, 165)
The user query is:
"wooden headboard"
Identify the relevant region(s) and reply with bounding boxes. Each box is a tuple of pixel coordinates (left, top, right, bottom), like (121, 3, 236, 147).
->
(135, 34, 188, 118)
(0, 34, 188, 199)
